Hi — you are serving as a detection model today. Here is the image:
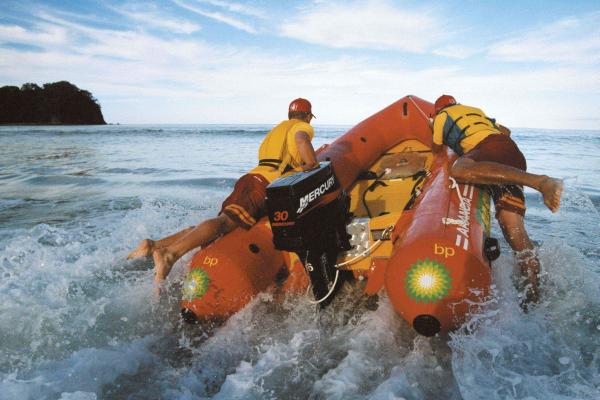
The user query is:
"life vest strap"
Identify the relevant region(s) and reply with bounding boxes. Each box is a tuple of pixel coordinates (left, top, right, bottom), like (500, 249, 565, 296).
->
(445, 112, 493, 137)
(259, 158, 294, 172)
(259, 162, 280, 169)
(259, 158, 283, 169)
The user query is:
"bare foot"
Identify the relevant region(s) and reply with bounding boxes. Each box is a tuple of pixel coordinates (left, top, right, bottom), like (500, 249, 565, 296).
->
(539, 177, 563, 213)
(152, 248, 178, 287)
(127, 239, 154, 260)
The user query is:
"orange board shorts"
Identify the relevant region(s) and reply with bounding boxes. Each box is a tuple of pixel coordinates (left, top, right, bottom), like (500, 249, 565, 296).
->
(219, 173, 269, 230)
(462, 134, 527, 217)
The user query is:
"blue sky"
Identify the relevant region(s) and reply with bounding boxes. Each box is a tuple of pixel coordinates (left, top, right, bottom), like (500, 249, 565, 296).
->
(1, 0, 599, 128)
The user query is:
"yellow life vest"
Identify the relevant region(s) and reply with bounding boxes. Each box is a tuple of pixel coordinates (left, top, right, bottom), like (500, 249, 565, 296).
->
(250, 119, 314, 182)
(437, 104, 500, 155)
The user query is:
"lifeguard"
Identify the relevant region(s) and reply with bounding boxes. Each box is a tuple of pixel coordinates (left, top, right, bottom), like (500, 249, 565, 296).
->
(127, 98, 319, 293)
(431, 95, 563, 310)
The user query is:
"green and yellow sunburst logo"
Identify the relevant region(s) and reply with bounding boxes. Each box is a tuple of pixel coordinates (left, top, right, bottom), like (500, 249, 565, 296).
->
(405, 258, 452, 303)
(182, 268, 210, 302)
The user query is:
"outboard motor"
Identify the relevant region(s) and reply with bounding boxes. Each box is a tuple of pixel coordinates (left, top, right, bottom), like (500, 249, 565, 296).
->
(266, 162, 351, 306)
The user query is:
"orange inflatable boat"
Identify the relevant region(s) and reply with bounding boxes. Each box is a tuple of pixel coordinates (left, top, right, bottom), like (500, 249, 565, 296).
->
(180, 95, 499, 336)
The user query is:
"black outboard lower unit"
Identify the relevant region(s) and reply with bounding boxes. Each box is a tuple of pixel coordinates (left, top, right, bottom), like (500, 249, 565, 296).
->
(266, 162, 351, 307)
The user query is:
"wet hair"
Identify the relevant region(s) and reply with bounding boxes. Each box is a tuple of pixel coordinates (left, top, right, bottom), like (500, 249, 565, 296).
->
(288, 111, 311, 120)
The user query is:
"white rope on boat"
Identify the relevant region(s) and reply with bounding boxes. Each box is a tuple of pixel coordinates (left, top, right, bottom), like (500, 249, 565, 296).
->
(407, 95, 433, 126)
(307, 225, 394, 304)
(442, 176, 467, 225)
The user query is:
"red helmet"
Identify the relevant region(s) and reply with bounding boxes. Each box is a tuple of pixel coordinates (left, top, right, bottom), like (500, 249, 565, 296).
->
(289, 98, 315, 118)
(434, 95, 457, 114)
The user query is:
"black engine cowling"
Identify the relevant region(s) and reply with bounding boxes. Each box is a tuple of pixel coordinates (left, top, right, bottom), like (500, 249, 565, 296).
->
(266, 162, 351, 306)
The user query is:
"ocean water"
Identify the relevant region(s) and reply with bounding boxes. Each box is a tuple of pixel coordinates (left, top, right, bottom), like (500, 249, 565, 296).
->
(0, 124, 599, 400)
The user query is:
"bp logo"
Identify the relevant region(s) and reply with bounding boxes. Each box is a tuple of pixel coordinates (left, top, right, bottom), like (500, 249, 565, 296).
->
(182, 268, 210, 302)
(405, 258, 452, 303)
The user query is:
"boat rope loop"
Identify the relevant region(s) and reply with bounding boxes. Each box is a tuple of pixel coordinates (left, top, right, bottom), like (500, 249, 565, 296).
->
(442, 177, 468, 226)
(407, 95, 432, 125)
(307, 225, 394, 305)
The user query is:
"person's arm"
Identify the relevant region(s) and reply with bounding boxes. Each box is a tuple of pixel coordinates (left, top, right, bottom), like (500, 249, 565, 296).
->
(431, 114, 445, 153)
(432, 143, 443, 153)
(497, 123, 511, 136)
(295, 130, 319, 171)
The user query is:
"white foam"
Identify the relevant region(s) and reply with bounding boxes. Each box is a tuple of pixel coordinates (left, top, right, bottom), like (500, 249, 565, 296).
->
(2, 128, 600, 399)
(449, 240, 600, 400)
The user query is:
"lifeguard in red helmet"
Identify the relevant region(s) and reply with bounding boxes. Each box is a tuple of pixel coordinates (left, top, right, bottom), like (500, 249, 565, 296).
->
(431, 95, 563, 310)
(127, 98, 319, 293)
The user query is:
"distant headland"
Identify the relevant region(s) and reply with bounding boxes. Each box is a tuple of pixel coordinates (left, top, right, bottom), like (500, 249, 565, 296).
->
(0, 81, 106, 125)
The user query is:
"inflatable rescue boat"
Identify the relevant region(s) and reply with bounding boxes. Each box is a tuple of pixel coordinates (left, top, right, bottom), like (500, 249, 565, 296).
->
(180, 95, 499, 336)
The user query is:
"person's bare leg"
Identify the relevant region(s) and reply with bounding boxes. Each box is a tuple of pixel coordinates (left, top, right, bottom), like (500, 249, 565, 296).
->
(127, 226, 194, 260)
(451, 158, 563, 212)
(497, 210, 540, 310)
(153, 214, 238, 286)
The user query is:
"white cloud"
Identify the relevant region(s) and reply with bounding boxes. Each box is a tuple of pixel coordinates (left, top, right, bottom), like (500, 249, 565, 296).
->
(32, 12, 223, 64)
(432, 45, 477, 60)
(112, 4, 201, 34)
(172, 0, 257, 33)
(1, 7, 598, 129)
(195, 0, 266, 18)
(418, 67, 600, 129)
(0, 23, 68, 47)
(488, 14, 600, 64)
(280, 0, 445, 52)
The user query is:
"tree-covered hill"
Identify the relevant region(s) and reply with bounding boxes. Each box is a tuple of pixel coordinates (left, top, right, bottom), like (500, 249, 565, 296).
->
(0, 81, 106, 124)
